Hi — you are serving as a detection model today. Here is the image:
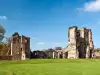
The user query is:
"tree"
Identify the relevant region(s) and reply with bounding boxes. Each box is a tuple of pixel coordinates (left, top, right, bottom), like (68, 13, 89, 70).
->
(0, 37, 11, 56)
(0, 25, 7, 56)
(0, 25, 6, 42)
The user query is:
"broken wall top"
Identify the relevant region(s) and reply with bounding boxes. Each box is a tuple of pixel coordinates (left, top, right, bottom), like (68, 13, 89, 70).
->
(69, 26, 78, 30)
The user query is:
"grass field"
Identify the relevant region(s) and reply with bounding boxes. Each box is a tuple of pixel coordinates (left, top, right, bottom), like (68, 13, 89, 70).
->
(0, 59, 100, 75)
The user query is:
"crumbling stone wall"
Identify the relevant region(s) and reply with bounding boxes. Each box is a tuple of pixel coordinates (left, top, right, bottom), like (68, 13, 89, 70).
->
(21, 35, 30, 59)
(0, 56, 13, 60)
(88, 29, 94, 58)
(10, 33, 21, 60)
(67, 26, 94, 59)
(9, 32, 30, 60)
(67, 26, 78, 59)
(93, 49, 100, 58)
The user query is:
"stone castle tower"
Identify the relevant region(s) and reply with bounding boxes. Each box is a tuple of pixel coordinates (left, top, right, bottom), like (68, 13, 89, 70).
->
(9, 32, 30, 60)
(67, 26, 94, 59)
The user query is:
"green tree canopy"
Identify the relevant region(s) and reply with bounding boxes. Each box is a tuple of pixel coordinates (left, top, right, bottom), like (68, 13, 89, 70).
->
(0, 25, 6, 42)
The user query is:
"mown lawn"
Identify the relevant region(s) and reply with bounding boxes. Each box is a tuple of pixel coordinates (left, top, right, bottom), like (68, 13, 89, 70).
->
(0, 59, 100, 75)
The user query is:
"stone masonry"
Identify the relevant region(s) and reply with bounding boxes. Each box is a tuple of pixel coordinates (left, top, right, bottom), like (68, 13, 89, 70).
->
(67, 26, 94, 59)
(67, 26, 78, 59)
(0, 24, 96, 60)
(9, 32, 30, 60)
(6, 26, 94, 60)
(30, 26, 94, 59)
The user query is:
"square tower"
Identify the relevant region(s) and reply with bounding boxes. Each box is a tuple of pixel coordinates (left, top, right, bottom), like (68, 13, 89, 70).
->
(9, 32, 30, 60)
(67, 26, 94, 59)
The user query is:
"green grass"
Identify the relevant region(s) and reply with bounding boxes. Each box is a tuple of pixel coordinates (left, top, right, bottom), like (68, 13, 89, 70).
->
(0, 59, 100, 75)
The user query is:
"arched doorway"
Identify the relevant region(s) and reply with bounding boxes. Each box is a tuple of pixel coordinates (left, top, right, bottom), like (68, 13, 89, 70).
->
(65, 52, 68, 58)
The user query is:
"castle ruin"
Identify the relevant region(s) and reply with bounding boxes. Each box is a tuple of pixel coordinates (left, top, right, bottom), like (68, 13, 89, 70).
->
(66, 26, 94, 59)
(0, 26, 95, 60)
(8, 32, 30, 60)
(31, 26, 94, 59)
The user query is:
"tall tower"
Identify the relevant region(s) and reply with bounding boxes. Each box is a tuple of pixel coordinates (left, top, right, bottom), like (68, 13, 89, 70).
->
(67, 26, 94, 59)
(79, 28, 94, 58)
(9, 32, 30, 60)
(10, 32, 21, 60)
(67, 26, 78, 59)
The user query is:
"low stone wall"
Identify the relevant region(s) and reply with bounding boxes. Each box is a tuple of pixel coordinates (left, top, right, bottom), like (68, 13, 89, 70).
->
(0, 56, 13, 60)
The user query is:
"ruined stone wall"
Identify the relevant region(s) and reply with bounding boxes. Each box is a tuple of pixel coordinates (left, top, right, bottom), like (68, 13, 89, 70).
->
(67, 26, 78, 59)
(84, 29, 90, 58)
(11, 34, 22, 60)
(9, 32, 30, 60)
(93, 51, 100, 58)
(31, 51, 46, 58)
(22, 36, 30, 59)
(88, 29, 94, 58)
(67, 26, 94, 59)
(25, 37, 30, 58)
(79, 28, 86, 58)
(0, 56, 13, 60)
(62, 48, 68, 58)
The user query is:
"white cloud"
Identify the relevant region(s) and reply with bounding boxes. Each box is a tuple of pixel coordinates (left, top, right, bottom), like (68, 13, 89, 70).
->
(78, 0, 100, 12)
(37, 42, 44, 45)
(0, 16, 7, 20)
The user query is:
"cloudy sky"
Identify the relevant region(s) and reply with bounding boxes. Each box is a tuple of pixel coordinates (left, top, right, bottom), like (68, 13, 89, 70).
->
(0, 0, 100, 50)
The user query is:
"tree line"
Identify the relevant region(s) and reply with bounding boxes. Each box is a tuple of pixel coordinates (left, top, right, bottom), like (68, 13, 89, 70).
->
(0, 25, 10, 56)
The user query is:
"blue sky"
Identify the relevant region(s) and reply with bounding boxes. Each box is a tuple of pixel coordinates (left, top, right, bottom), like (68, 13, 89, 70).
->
(0, 0, 100, 50)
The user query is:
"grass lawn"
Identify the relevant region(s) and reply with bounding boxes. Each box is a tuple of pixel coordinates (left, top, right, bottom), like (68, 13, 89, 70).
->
(0, 59, 100, 75)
